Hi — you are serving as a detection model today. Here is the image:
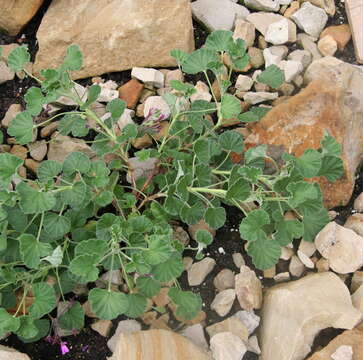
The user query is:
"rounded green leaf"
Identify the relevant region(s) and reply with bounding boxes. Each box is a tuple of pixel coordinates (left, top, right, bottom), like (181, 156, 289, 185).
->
(124, 294, 147, 318)
(62, 44, 83, 71)
(16, 316, 38, 340)
(196, 229, 213, 246)
(17, 319, 50, 343)
(221, 94, 241, 119)
(75, 239, 109, 260)
(287, 181, 319, 208)
(89, 288, 129, 320)
(43, 213, 71, 239)
(257, 65, 284, 88)
(29, 282, 57, 319)
(37, 160, 62, 182)
(58, 301, 84, 330)
(63, 151, 91, 175)
(106, 98, 126, 119)
(0, 153, 23, 188)
(239, 209, 270, 242)
(7, 45, 30, 72)
(205, 207, 226, 230)
(180, 202, 205, 225)
(136, 277, 161, 298)
(19, 234, 53, 269)
(317, 155, 344, 182)
(274, 219, 304, 246)
(152, 253, 184, 283)
(0, 308, 20, 336)
(69, 254, 99, 282)
(7, 111, 34, 145)
(247, 236, 281, 270)
(204, 30, 233, 52)
(227, 178, 251, 201)
(168, 288, 202, 321)
(182, 49, 218, 74)
(95, 191, 114, 207)
(218, 130, 244, 154)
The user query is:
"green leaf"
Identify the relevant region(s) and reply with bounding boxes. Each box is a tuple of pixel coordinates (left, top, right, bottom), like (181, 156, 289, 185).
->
(43, 213, 71, 240)
(238, 166, 262, 183)
(244, 145, 267, 168)
(274, 219, 304, 246)
(0, 153, 23, 188)
(257, 65, 284, 88)
(182, 49, 218, 74)
(19, 234, 52, 269)
(321, 132, 342, 157)
(168, 288, 202, 321)
(196, 229, 213, 246)
(302, 207, 329, 242)
(75, 239, 108, 260)
(287, 181, 319, 208)
(170, 49, 189, 65)
(247, 236, 281, 270)
(89, 288, 129, 320)
(17, 319, 50, 343)
(143, 235, 172, 266)
(25, 87, 45, 116)
(136, 277, 161, 298)
(0, 308, 20, 336)
(106, 98, 126, 120)
(16, 316, 38, 340)
(61, 181, 87, 207)
(238, 111, 259, 123)
(227, 178, 251, 201)
(180, 202, 205, 225)
(62, 44, 83, 71)
(128, 215, 153, 233)
(194, 139, 212, 163)
(294, 149, 322, 178)
(7, 111, 34, 145)
(124, 294, 147, 318)
(219, 130, 244, 154)
(205, 207, 226, 229)
(170, 80, 196, 96)
(43, 245, 63, 266)
(95, 191, 114, 207)
(7, 45, 30, 72)
(152, 253, 184, 282)
(69, 254, 99, 282)
(59, 301, 84, 330)
(29, 282, 57, 319)
(205, 30, 233, 52)
(221, 94, 241, 119)
(82, 85, 101, 108)
(239, 209, 270, 241)
(17, 182, 56, 214)
(63, 151, 91, 175)
(37, 160, 62, 182)
(318, 155, 344, 182)
(58, 114, 89, 137)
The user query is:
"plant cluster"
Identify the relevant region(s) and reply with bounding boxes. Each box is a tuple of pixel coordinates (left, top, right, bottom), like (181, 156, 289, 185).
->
(0, 30, 343, 343)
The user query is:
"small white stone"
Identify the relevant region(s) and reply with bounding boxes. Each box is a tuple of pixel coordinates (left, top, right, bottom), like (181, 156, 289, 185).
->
(289, 255, 305, 277)
(263, 46, 289, 67)
(211, 289, 236, 317)
(287, 49, 312, 69)
(143, 95, 171, 119)
(190, 81, 212, 102)
(243, 91, 278, 104)
(278, 60, 303, 82)
(131, 67, 164, 88)
(244, 0, 280, 12)
(273, 272, 290, 282)
(298, 239, 316, 257)
(297, 250, 315, 269)
(210, 332, 248, 360)
(331, 345, 353, 360)
(232, 253, 245, 268)
(265, 18, 296, 45)
(235, 75, 254, 91)
(247, 335, 261, 355)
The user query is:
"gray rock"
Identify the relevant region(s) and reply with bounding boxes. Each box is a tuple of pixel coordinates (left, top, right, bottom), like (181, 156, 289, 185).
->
(243, 91, 278, 104)
(248, 47, 265, 68)
(263, 46, 288, 67)
(0, 61, 15, 84)
(345, 214, 363, 238)
(246, 12, 284, 36)
(265, 18, 296, 45)
(297, 33, 322, 60)
(187, 257, 216, 286)
(210, 332, 248, 360)
(235, 75, 254, 91)
(191, 0, 249, 31)
(214, 269, 236, 291)
(28, 140, 47, 161)
(211, 289, 236, 317)
(233, 310, 260, 335)
(143, 95, 171, 119)
(131, 67, 164, 89)
(278, 60, 303, 82)
(287, 49, 312, 69)
(291, 2, 328, 37)
(181, 324, 208, 349)
(126, 157, 159, 184)
(244, 0, 280, 12)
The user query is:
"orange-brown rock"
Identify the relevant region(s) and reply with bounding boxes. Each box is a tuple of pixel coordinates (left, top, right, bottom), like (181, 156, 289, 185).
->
(118, 79, 144, 109)
(320, 24, 352, 51)
(306, 324, 363, 360)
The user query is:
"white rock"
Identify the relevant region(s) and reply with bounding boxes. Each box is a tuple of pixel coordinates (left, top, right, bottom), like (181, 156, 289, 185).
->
(265, 18, 296, 45)
(187, 257, 216, 286)
(351, 284, 363, 312)
(232, 253, 245, 268)
(210, 332, 248, 360)
(211, 289, 236, 317)
(97, 87, 119, 103)
(191, 0, 250, 31)
(181, 324, 208, 349)
(126, 157, 158, 184)
(288, 49, 312, 69)
(246, 12, 284, 36)
(0, 345, 30, 360)
(116, 109, 135, 131)
(214, 269, 235, 291)
(259, 272, 363, 360)
(331, 345, 353, 360)
(278, 60, 303, 82)
(233, 19, 256, 47)
(131, 67, 164, 88)
(318, 35, 338, 57)
(243, 91, 278, 104)
(244, 0, 280, 12)
(345, 214, 363, 237)
(263, 46, 288, 67)
(190, 81, 212, 102)
(248, 335, 261, 355)
(298, 239, 316, 257)
(354, 192, 363, 212)
(297, 250, 315, 269)
(0, 60, 15, 84)
(206, 317, 249, 341)
(143, 95, 171, 119)
(315, 222, 363, 274)
(235, 75, 254, 91)
(291, 2, 328, 37)
(274, 272, 291, 282)
(297, 33, 322, 61)
(107, 319, 141, 352)
(351, 271, 363, 292)
(233, 310, 260, 335)
(289, 255, 305, 277)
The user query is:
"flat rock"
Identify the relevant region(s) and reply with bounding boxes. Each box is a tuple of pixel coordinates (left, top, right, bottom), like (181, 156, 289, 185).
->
(244, 0, 280, 12)
(246, 12, 285, 36)
(181, 324, 208, 349)
(233, 19, 256, 48)
(210, 332, 247, 360)
(206, 317, 249, 341)
(243, 91, 278, 104)
(263, 45, 289, 67)
(191, 0, 250, 31)
(0, 345, 30, 360)
(0, 0, 44, 36)
(259, 272, 363, 360)
(306, 324, 363, 360)
(315, 222, 363, 274)
(245, 57, 363, 208)
(211, 289, 236, 317)
(321, 24, 351, 51)
(344, 213, 363, 237)
(213, 269, 235, 291)
(0, 61, 15, 84)
(91, 319, 113, 337)
(1, 103, 22, 128)
(301, 0, 335, 15)
(352, 284, 363, 312)
(188, 257, 216, 286)
(233, 310, 260, 335)
(107, 319, 141, 352)
(265, 18, 297, 45)
(108, 329, 211, 360)
(34, 0, 194, 79)
(346, 0, 363, 63)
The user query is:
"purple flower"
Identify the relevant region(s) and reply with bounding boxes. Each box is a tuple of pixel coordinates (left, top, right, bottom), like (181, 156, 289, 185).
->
(60, 342, 70, 355)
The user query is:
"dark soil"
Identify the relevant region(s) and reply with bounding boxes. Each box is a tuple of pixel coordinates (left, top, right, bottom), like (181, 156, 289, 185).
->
(0, 0, 362, 359)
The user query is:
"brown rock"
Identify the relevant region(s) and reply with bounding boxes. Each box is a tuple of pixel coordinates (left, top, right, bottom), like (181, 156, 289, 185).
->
(317, 35, 338, 56)
(1, 103, 22, 128)
(284, 1, 300, 18)
(345, 0, 363, 63)
(320, 24, 352, 51)
(351, 271, 363, 292)
(40, 121, 59, 138)
(108, 329, 211, 360)
(206, 318, 249, 342)
(152, 288, 170, 308)
(10, 145, 27, 160)
(34, 0, 194, 79)
(24, 159, 40, 174)
(0, 0, 44, 36)
(149, 313, 171, 331)
(118, 79, 144, 109)
(91, 319, 112, 337)
(28, 140, 47, 161)
(306, 324, 363, 360)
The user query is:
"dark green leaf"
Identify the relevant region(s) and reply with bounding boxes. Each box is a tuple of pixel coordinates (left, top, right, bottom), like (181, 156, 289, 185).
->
(19, 234, 52, 269)
(0, 153, 23, 188)
(29, 282, 57, 319)
(219, 130, 244, 154)
(227, 178, 251, 201)
(43, 213, 71, 239)
(37, 160, 62, 182)
(124, 294, 147, 318)
(274, 219, 304, 246)
(257, 65, 284, 88)
(58, 114, 89, 137)
(318, 155, 344, 182)
(106, 98, 126, 119)
(69, 254, 99, 282)
(239, 209, 270, 241)
(221, 94, 241, 119)
(168, 288, 202, 320)
(182, 49, 218, 74)
(247, 236, 281, 270)
(302, 207, 329, 242)
(7, 111, 34, 145)
(62, 44, 83, 71)
(205, 207, 226, 229)
(59, 301, 84, 330)
(136, 277, 161, 298)
(152, 253, 184, 282)
(287, 181, 319, 208)
(0, 308, 20, 336)
(63, 151, 91, 175)
(180, 202, 205, 225)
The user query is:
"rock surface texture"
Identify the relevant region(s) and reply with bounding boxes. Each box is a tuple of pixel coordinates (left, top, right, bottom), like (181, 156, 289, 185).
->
(33, 0, 194, 79)
(245, 57, 363, 208)
(259, 272, 362, 360)
(0, 345, 30, 360)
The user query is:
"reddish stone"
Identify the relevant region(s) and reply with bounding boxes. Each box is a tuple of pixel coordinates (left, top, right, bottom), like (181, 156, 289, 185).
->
(118, 79, 144, 109)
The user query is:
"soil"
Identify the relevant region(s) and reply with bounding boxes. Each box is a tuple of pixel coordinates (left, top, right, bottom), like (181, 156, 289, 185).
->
(0, 0, 362, 359)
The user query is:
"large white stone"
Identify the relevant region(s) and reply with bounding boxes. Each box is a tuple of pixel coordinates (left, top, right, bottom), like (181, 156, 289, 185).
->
(210, 332, 247, 360)
(265, 18, 296, 45)
(0, 346, 30, 360)
(263, 46, 288, 67)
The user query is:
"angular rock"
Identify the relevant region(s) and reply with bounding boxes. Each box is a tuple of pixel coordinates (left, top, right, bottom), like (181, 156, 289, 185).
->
(233, 310, 260, 335)
(298, 239, 316, 257)
(331, 346, 353, 360)
(247, 13, 285, 37)
(306, 324, 363, 360)
(243, 91, 278, 104)
(289, 255, 305, 277)
(126, 157, 158, 184)
(211, 289, 236, 317)
(297, 250, 314, 269)
(0, 0, 44, 36)
(244, 0, 280, 12)
(188, 257, 216, 286)
(34, 0, 194, 79)
(143, 96, 171, 119)
(235, 265, 262, 311)
(213, 269, 235, 291)
(344, 213, 363, 237)
(91, 319, 112, 337)
(210, 332, 247, 360)
(0, 345, 30, 360)
(233, 19, 256, 47)
(301, 0, 335, 16)
(315, 222, 363, 274)
(235, 75, 254, 91)
(320, 24, 352, 51)
(278, 60, 303, 82)
(354, 192, 363, 212)
(132, 68, 164, 89)
(288, 49, 312, 69)
(191, 0, 250, 31)
(297, 33, 322, 60)
(206, 317, 249, 341)
(1, 103, 22, 128)
(190, 81, 212, 103)
(260, 272, 363, 360)
(107, 319, 141, 352)
(291, 2, 328, 37)
(352, 284, 363, 312)
(248, 47, 265, 68)
(351, 271, 363, 292)
(248, 335, 261, 355)
(0, 61, 15, 84)
(263, 45, 288, 67)
(273, 272, 290, 282)
(108, 329, 211, 360)
(318, 35, 338, 56)
(265, 18, 297, 45)
(118, 79, 144, 109)
(181, 324, 208, 349)
(28, 140, 47, 161)
(245, 57, 363, 208)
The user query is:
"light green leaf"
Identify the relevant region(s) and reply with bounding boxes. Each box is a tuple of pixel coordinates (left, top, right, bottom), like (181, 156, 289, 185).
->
(170, 49, 189, 65)
(43, 213, 71, 239)
(128, 215, 153, 233)
(17, 182, 56, 214)
(218, 130, 244, 154)
(318, 155, 344, 182)
(37, 160, 62, 182)
(106, 98, 126, 119)
(0, 153, 23, 188)
(61, 181, 87, 207)
(136, 277, 161, 298)
(205, 30, 233, 52)
(205, 207, 226, 229)
(16, 316, 38, 340)
(274, 219, 304, 246)
(196, 229, 213, 246)
(302, 207, 329, 242)
(194, 139, 212, 163)
(25, 87, 45, 116)
(244, 145, 267, 168)
(239, 209, 270, 241)
(94, 191, 114, 207)
(221, 94, 241, 119)
(0, 308, 20, 336)
(247, 236, 281, 270)
(294, 149, 322, 178)
(19, 234, 52, 269)
(89, 288, 129, 320)
(182, 49, 218, 74)
(168, 288, 202, 320)
(62, 44, 83, 71)
(7, 111, 34, 145)
(180, 202, 205, 225)
(143, 235, 172, 266)
(152, 253, 184, 282)
(29, 282, 57, 319)
(69, 254, 99, 282)
(227, 178, 251, 201)
(7, 45, 30, 72)
(82, 85, 101, 108)
(238, 111, 259, 123)
(257, 65, 284, 88)
(124, 294, 147, 318)
(238, 166, 262, 183)
(170, 80, 196, 96)
(75, 239, 108, 259)
(59, 301, 84, 330)
(63, 151, 91, 175)
(321, 132, 342, 157)
(43, 245, 63, 266)
(58, 114, 88, 137)
(287, 181, 319, 208)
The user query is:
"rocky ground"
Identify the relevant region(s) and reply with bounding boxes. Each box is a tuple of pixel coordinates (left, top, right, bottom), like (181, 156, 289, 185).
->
(1, 0, 363, 360)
